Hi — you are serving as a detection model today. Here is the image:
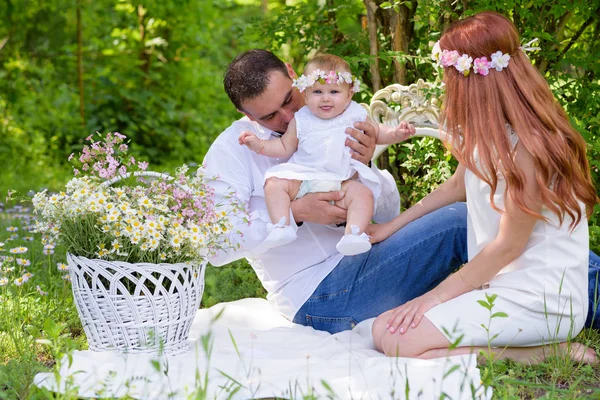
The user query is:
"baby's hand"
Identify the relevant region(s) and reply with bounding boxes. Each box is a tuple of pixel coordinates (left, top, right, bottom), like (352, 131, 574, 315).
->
(238, 131, 263, 154)
(392, 121, 416, 143)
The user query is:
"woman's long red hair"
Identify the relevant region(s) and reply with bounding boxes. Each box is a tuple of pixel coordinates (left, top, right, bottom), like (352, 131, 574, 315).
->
(440, 11, 598, 229)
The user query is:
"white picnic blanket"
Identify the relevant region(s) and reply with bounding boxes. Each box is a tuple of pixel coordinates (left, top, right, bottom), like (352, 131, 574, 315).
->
(34, 298, 491, 399)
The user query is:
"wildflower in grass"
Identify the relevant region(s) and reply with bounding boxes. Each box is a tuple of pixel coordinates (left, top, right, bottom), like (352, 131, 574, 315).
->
(62, 274, 71, 282)
(16, 258, 31, 267)
(14, 277, 24, 286)
(22, 236, 34, 242)
(22, 272, 33, 282)
(6, 226, 18, 232)
(36, 285, 48, 296)
(10, 247, 28, 254)
(43, 244, 55, 255)
(57, 263, 69, 272)
(0, 277, 8, 286)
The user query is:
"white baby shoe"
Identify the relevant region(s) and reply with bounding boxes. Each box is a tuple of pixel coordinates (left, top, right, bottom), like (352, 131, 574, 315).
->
(336, 225, 371, 256)
(264, 216, 297, 249)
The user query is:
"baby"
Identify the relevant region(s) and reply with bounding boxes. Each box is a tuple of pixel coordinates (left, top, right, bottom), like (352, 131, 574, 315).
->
(239, 54, 414, 256)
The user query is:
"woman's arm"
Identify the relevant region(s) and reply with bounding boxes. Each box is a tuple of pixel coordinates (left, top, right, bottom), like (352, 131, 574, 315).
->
(367, 163, 467, 243)
(386, 142, 543, 333)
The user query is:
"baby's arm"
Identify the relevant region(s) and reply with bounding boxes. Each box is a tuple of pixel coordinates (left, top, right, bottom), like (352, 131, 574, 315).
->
(376, 121, 416, 145)
(238, 118, 299, 158)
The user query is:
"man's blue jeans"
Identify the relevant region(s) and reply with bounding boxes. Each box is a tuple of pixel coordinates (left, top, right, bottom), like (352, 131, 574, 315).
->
(293, 202, 600, 333)
(293, 203, 468, 333)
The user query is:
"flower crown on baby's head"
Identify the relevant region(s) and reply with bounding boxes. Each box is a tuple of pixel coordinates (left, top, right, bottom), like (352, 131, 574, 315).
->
(431, 38, 540, 77)
(292, 69, 361, 93)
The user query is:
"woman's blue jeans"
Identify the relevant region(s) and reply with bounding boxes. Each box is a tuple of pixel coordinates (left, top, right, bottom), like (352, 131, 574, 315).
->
(587, 251, 600, 330)
(293, 202, 600, 334)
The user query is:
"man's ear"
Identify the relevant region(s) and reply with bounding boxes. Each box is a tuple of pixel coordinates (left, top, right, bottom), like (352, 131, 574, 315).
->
(285, 63, 297, 79)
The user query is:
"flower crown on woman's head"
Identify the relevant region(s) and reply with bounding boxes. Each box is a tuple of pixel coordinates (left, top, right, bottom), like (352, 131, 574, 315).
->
(292, 69, 361, 93)
(431, 38, 540, 77)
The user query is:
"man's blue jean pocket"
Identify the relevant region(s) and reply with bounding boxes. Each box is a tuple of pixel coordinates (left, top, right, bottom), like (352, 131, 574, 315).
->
(304, 314, 358, 333)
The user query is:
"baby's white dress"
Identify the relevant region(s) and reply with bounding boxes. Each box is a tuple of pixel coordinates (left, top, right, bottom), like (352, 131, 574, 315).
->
(264, 101, 381, 202)
(425, 128, 589, 347)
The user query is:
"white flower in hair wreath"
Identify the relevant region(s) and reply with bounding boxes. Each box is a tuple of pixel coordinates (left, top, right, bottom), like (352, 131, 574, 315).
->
(431, 38, 540, 76)
(292, 69, 361, 93)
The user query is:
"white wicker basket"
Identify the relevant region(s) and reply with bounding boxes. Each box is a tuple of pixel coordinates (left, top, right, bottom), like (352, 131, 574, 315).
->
(67, 253, 206, 355)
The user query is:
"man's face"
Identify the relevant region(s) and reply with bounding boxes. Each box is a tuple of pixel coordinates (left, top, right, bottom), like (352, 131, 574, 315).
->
(240, 70, 305, 134)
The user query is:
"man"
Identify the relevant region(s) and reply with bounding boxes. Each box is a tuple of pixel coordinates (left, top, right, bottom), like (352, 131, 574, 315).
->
(204, 49, 600, 333)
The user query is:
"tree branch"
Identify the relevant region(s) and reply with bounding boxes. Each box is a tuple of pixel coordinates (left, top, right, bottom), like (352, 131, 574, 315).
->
(0, 37, 8, 52)
(557, 13, 596, 60)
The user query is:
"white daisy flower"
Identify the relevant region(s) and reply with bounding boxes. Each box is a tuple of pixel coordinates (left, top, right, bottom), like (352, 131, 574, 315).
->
(490, 51, 510, 71)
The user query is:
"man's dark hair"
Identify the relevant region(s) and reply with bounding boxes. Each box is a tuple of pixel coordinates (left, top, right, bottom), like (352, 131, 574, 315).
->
(224, 49, 290, 112)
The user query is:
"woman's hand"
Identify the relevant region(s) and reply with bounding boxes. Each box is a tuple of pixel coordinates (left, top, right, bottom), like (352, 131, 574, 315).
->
(386, 290, 444, 334)
(365, 222, 396, 244)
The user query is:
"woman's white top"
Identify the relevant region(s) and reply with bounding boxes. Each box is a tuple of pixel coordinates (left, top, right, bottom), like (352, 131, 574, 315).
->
(425, 128, 589, 346)
(264, 101, 381, 201)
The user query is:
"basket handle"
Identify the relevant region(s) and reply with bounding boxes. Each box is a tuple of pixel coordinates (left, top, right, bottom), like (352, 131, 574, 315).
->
(100, 171, 192, 193)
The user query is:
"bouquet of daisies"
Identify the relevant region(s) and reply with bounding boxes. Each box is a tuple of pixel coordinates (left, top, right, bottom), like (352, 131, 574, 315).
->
(32, 132, 244, 264)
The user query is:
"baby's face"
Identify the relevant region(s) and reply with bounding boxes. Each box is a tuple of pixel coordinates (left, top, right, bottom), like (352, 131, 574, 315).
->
(303, 80, 353, 120)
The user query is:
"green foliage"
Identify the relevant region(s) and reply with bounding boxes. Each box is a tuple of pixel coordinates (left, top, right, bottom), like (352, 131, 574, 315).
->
(0, 0, 259, 195)
(203, 259, 266, 308)
(388, 137, 456, 210)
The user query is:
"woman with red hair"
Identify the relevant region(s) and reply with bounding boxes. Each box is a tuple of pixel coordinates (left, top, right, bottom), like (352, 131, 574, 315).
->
(368, 11, 598, 363)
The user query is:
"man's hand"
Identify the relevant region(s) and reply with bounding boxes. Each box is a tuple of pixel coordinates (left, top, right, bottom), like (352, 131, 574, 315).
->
(291, 191, 347, 225)
(345, 119, 377, 165)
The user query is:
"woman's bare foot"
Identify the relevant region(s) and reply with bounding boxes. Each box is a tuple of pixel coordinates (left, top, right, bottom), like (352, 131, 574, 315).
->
(557, 342, 599, 364)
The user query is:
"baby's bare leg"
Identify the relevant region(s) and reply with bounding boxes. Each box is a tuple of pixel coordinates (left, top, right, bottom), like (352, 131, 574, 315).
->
(336, 180, 374, 235)
(264, 177, 301, 225)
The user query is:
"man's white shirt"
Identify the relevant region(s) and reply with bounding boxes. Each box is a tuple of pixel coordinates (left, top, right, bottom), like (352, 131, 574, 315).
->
(203, 116, 400, 319)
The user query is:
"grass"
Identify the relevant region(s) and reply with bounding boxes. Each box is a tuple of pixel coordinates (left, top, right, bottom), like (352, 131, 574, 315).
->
(0, 202, 599, 399)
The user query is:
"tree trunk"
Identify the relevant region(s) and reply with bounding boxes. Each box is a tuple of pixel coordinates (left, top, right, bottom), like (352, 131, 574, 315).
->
(364, 0, 381, 92)
(76, 0, 85, 127)
(326, 0, 344, 45)
(386, 1, 416, 85)
(138, 5, 151, 75)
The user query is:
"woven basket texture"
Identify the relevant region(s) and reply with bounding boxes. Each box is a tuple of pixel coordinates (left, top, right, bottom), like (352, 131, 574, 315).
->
(67, 253, 205, 355)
